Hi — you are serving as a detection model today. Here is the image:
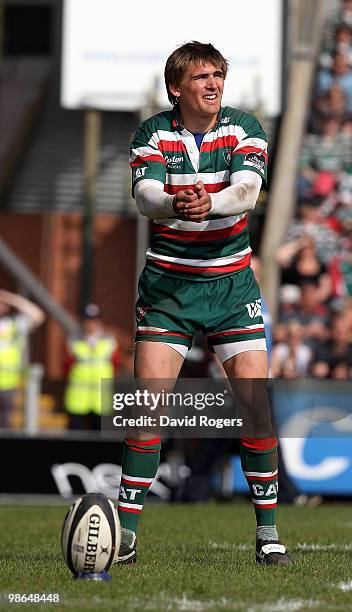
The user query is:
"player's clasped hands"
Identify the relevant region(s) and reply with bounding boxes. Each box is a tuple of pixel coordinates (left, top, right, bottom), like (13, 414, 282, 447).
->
(173, 180, 212, 222)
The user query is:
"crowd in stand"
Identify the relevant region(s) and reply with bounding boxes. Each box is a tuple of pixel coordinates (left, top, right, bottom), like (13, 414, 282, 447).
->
(273, 0, 352, 379)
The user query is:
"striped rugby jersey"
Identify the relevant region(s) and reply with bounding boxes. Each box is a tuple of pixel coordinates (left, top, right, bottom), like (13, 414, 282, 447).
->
(130, 106, 268, 280)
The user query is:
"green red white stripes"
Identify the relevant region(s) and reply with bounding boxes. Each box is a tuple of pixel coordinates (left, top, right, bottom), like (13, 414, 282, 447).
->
(152, 215, 248, 242)
(240, 441, 278, 527)
(146, 246, 251, 275)
(136, 326, 192, 346)
(244, 468, 279, 482)
(244, 468, 278, 510)
(117, 501, 143, 515)
(208, 323, 265, 342)
(121, 474, 154, 487)
(118, 437, 161, 533)
(130, 106, 268, 280)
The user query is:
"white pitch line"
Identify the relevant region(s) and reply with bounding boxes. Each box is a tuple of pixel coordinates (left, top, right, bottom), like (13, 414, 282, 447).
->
(208, 541, 252, 551)
(136, 594, 241, 611)
(296, 543, 352, 552)
(338, 581, 352, 592)
(171, 595, 235, 611)
(208, 541, 352, 552)
(128, 595, 345, 612)
(249, 599, 322, 612)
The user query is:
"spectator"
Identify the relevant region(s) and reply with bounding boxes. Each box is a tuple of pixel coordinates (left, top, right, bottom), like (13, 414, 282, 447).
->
(63, 303, 121, 430)
(320, 24, 352, 69)
(273, 0, 352, 385)
(277, 235, 332, 303)
(342, 116, 352, 134)
(331, 360, 351, 378)
(300, 115, 351, 179)
(317, 52, 352, 111)
(282, 201, 340, 264)
(313, 84, 348, 121)
(310, 311, 352, 378)
(323, 0, 352, 50)
(330, 246, 352, 299)
(0, 290, 45, 427)
(280, 280, 329, 349)
(271, 321, 312, 378)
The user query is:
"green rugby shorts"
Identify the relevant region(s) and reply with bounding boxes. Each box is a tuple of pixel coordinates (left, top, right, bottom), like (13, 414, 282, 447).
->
(135, 265, 267, 362)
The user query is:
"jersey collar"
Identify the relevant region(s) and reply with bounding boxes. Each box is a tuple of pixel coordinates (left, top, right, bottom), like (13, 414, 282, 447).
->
(171, 107, 223, 133)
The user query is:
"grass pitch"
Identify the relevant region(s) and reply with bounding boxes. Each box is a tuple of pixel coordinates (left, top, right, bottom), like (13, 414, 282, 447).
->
(0, 502, 352, 611)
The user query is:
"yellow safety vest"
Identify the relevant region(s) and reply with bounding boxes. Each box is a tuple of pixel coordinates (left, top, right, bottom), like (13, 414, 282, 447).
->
(64, 335, 116, 415)
(0, 318, 24, 391)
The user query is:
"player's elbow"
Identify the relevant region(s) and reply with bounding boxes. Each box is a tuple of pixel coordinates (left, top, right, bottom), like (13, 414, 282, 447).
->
(135, 198, 153, 219)
(238, 181, 260, 211)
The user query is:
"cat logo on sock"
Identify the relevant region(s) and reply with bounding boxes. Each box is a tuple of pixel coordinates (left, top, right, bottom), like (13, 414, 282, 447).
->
(119, 485, 142, 500)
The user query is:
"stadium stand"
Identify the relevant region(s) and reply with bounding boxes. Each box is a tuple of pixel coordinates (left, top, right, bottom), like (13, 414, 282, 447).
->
(1, 80, 138, 215)
(274, 0, 352, 379)
(0, 57, 52, 194)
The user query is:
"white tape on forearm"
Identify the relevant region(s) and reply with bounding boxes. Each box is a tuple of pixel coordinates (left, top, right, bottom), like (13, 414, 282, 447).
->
(211, 170, 262, 216)
(134, 179, 176, 219)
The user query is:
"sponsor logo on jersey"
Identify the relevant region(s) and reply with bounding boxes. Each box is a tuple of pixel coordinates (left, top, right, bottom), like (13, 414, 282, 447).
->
(165, 155, 183, 165)
(245, 299, 262, 318)
(223, 148, 231, 166)
(165, 155, 183, 170)
(243, 152, 265, 174)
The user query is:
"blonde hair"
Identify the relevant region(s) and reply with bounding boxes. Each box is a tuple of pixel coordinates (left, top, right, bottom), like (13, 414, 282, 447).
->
(164, 41, 228, 105)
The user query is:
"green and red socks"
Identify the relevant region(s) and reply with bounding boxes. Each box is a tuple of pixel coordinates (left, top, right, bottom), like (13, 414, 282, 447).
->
(117, 437, 161, 534)
(240, 436, 279, 541)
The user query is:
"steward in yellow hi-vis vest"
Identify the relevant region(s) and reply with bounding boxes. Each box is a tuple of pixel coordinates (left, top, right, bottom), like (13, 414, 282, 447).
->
(0, 289, 45, 428)
(0, 317, 24, 392)
(64, 304, 120, 430)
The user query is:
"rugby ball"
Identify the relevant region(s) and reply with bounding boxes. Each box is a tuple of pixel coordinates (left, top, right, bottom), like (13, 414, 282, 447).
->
(61, 492, 120, 575)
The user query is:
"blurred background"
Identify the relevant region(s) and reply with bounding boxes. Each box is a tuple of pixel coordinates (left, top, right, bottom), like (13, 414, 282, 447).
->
(0, 0, 352, 504)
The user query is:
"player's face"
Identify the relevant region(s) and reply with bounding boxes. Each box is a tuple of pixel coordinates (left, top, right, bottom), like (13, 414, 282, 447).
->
(170, 61, 224, 122)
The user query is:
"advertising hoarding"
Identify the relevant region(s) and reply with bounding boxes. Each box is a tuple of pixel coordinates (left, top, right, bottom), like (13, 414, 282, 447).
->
(61, 0, 284, 116)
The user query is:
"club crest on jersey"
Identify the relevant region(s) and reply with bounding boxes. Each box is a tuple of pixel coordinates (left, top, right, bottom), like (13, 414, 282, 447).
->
(136, 305, 149, 321)
(221, 116, 230, 124)
(223, 148, 231, 166)
(245, 299, 262, 318)
(243, 152, 265, 174)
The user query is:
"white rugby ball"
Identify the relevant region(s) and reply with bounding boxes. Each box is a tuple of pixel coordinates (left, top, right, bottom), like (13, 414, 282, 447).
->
(61, 492, 120, 575)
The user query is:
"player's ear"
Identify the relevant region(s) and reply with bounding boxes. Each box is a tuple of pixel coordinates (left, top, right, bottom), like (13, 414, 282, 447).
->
(169, 83, 181, 100)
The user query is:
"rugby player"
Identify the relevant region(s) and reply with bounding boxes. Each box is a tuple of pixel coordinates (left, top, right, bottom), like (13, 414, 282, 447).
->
(115, 41, 292, 566)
